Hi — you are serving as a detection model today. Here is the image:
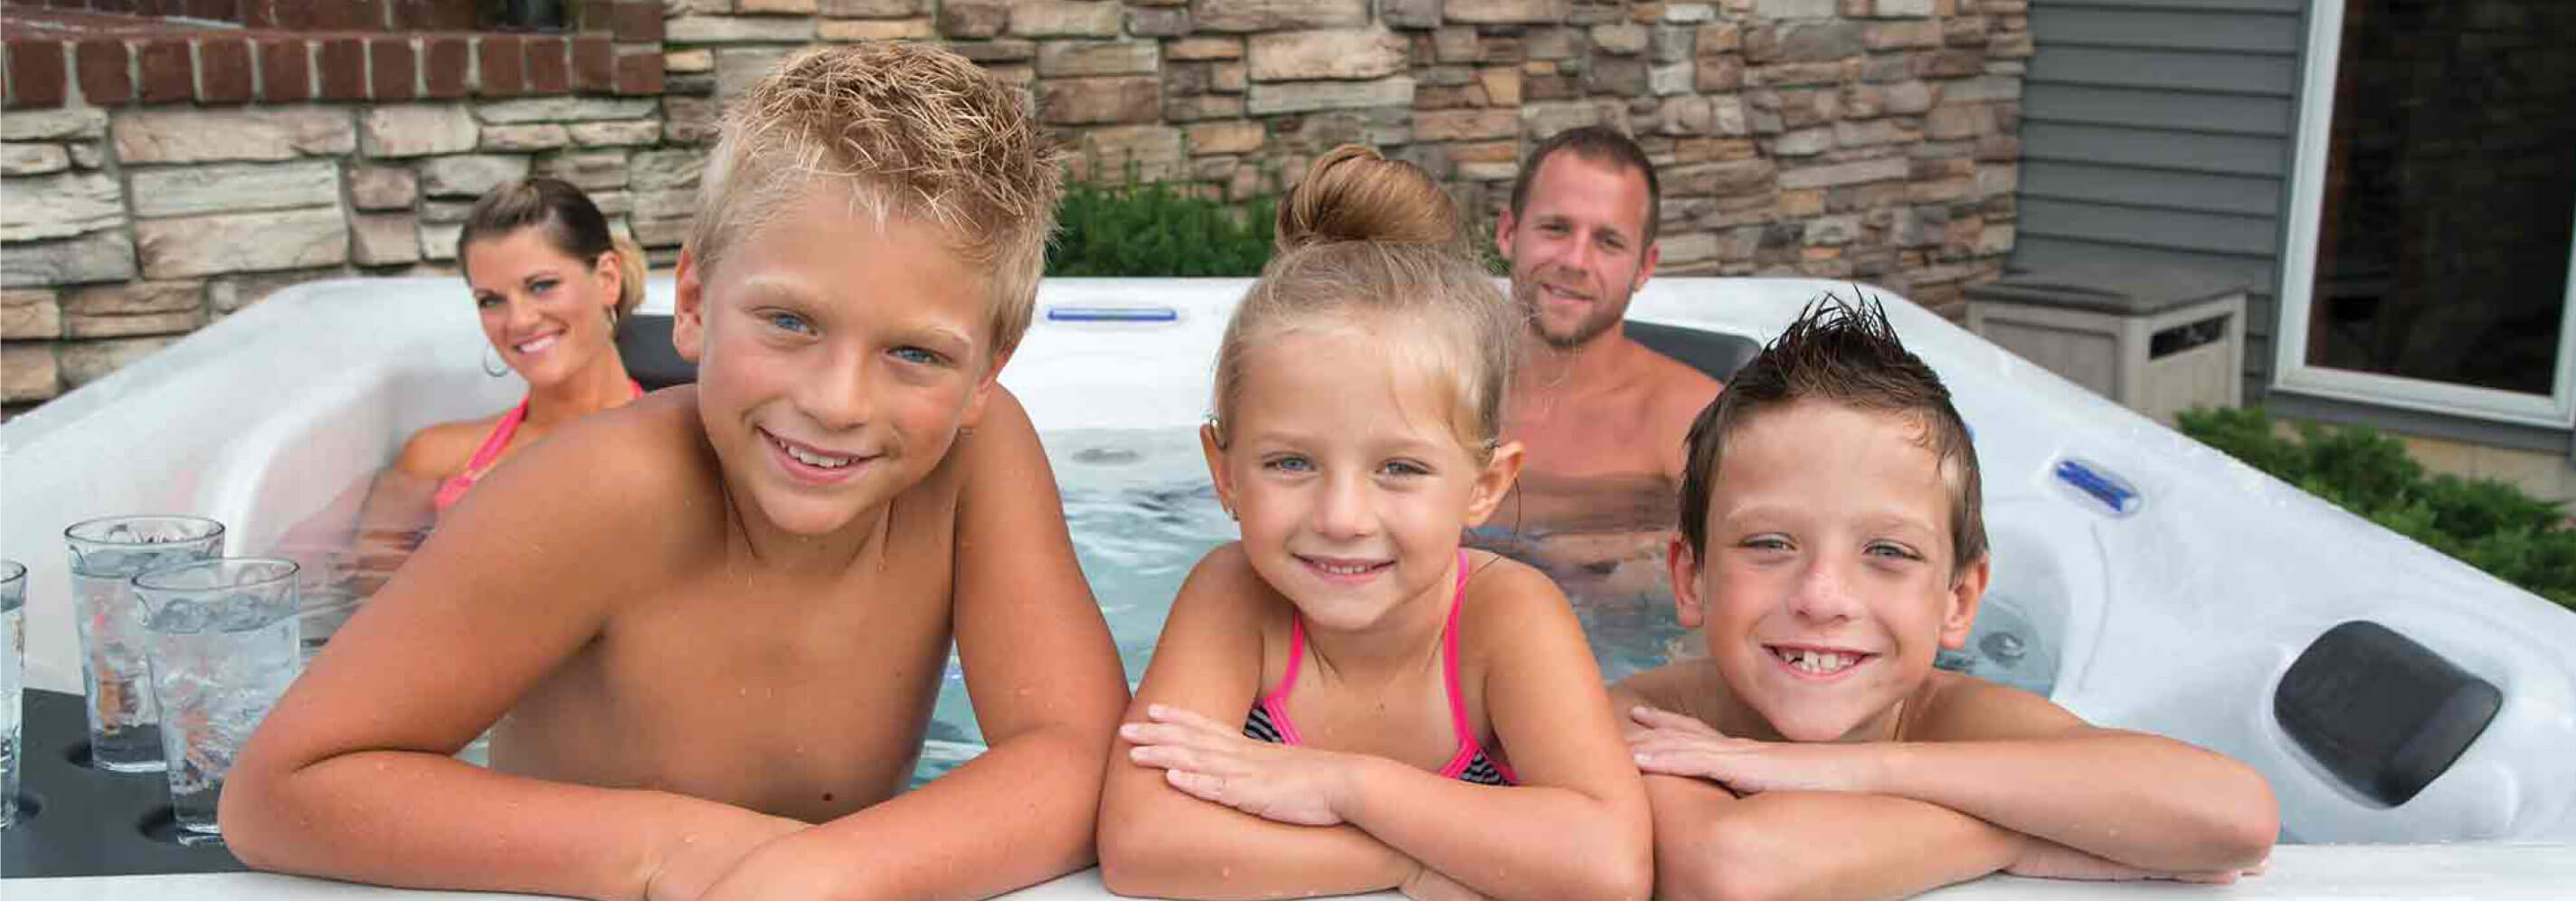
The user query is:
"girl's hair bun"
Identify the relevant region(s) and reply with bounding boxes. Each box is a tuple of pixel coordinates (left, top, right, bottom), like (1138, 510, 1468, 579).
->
(1274, 145, 1468, 252)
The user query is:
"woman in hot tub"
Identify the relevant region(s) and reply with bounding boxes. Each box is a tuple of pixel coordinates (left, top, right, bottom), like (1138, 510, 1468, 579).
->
(321, 178, 649, 591)
(399, 176, 650, 513)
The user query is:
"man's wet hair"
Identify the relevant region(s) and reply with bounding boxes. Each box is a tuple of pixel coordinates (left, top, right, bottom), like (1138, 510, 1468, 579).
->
(1676, 293, 1988, 577)
(1508, 125, 1661, 246)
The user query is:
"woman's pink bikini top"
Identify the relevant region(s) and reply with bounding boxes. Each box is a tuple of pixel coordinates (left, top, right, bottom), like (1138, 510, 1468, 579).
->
(1241, 550, 1518, 786)
(431, 381, 642, 512)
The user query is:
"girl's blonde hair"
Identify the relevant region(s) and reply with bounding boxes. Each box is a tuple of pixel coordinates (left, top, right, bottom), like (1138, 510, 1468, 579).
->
(1211, 146, 1518, 460)
(459, 177, 647, 319)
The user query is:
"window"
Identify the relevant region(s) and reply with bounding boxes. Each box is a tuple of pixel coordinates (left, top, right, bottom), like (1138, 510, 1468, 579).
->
(2275, 0, 2576, 427)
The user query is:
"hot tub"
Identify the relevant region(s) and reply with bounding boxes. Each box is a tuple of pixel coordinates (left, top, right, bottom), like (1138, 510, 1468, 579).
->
(4, 275, 2571, 896)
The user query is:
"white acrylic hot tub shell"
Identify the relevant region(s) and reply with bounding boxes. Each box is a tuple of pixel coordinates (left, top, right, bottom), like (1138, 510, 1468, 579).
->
(4, 276, 2572, 896)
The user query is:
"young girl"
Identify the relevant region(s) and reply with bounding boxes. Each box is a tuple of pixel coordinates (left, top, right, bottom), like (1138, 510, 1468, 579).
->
(1097, 147, 1652, 901)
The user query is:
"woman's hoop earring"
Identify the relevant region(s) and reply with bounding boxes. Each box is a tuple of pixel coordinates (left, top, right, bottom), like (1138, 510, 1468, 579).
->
(482, 345, 512, 378)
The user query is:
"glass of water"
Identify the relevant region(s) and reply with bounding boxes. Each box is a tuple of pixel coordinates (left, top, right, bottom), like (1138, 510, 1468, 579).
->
(133, 557, 301, 839)
(63, 515, 227, 773)
(3, 559, 26, 829)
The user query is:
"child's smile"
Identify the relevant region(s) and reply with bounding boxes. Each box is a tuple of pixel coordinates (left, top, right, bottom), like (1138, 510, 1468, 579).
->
(1674, 398, 1986, 742)
(1205, 326, 1517, 631)
(674, 185, 1000, 539)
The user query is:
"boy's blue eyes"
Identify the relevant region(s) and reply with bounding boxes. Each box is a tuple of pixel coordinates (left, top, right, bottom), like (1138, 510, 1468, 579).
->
(756, 311, 946, 365)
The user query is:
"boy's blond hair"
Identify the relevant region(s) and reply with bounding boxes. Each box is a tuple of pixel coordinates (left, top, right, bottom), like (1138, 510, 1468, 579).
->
(690, 43, 1065, 357)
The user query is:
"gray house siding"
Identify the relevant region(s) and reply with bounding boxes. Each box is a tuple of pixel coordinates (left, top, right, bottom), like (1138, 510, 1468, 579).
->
(2008, 0, 2306, 404)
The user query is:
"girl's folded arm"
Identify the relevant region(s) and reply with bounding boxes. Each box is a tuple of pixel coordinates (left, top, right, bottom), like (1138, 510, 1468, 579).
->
(222, 416, 781, 901)
(1334, 564, 1651, 901)
(1872, 678, 2279, 873)
(1095, 547, 1421, 898)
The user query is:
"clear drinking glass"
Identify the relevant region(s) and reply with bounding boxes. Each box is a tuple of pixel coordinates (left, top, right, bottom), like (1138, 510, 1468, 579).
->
(133, 557, 301, 839)
(2, 559, 26, 829)
(63, 515, 227, 773)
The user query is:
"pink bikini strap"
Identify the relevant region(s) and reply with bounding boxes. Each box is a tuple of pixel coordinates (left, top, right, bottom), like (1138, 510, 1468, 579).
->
(1259, 612, 1309, 745)
(458, 399, 531, 477)
(1440, 549, 1476, 750)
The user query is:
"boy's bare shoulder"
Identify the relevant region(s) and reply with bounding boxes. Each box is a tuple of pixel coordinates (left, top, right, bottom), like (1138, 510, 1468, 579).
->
(929, 384, 1039, 487)
(459, 386, 731, 558)
(1904, 669, 2091, 742)
(1610, 659, 1719, 718)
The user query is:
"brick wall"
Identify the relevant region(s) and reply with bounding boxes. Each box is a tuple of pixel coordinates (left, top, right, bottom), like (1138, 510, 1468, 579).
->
(0, 1, 671, 414)
(2, 0, 2028, 417)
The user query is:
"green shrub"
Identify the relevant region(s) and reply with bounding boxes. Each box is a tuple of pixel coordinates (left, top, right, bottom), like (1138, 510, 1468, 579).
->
(1046, 180, 1276, 277)
(2176, 406, 2576, 609)
(1046, 177, 1513, 278)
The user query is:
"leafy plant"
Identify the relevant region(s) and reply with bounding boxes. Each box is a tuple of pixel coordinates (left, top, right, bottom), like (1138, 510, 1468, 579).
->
(1046, 174, 1513, 278)
(1047, 180, 1278, 278)
(2177, 406, 2576, 610)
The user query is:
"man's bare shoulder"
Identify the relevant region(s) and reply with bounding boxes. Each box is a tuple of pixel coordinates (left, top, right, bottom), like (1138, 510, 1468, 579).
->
(1627, 341, 1723, 479)
(1903, 669, 2091, 743)
(1636, 346, 1723, 420)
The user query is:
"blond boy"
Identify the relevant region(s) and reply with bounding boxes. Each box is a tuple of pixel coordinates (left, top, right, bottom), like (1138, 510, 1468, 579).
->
(1615, 299, 2277, 900)
(225, 45, 1127, 900)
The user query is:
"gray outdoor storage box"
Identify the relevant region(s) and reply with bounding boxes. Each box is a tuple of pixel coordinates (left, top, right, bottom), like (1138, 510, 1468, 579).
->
(1965, 263, 2249, 424)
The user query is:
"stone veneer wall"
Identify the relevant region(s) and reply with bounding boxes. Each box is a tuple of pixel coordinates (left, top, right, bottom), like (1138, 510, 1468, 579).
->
(2, 0, 2028, 417)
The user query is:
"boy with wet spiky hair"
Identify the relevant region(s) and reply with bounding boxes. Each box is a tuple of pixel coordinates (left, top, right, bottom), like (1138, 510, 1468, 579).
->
(224, 44, 1128, 900)
(1615, 298, 2278, 900)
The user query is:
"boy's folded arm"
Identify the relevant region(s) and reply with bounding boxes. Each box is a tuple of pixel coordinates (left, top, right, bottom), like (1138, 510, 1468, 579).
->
(1333, 566, 1651, 901)
(1096, 547, 1423, 898)
(1869, 678, 2279, 873)
(765, 387, 1131, 900)
(1643, 774, 2022, 901)
(223, 408, 781, 900)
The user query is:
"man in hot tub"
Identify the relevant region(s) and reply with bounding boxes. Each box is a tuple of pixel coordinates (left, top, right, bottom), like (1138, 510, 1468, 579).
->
(1482, 127, 1724, 605)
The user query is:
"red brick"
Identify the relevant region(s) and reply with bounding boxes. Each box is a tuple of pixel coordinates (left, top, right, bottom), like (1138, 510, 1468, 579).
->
(526, 37, 569, 94)
(614, 1, 664, 43)
(317, 37, 365, 100)
(266, 0, 317, 29)
(477, 34, 523, 97)
(578, 0, 615, 33)
(310, 0, 356, 28)
(256, 36, 310, 101)
(429, 0, 478, 30)
(241, 0, 275, 28)
(197, 37, 252, 103)
(370, 37, 416, 100)
(421, 35, 468, 99)
(74, 38, 131, 107)
(186, 0, 239, 20)
(138, 38, 193, 105)
(613, 51, 662, 97)
(5, 40, 65, 109)
(572, 36, 611, 93)
(97, 0, 137, 13)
